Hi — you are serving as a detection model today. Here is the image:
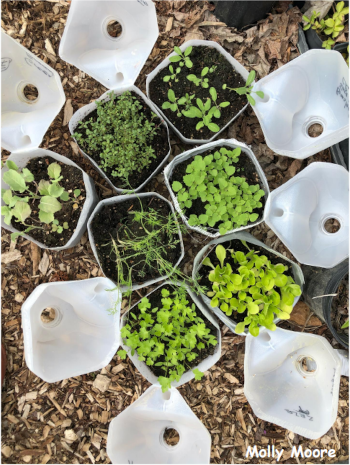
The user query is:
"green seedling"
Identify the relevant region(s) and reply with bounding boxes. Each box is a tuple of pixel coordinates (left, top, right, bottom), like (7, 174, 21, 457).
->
(182, 96, 222, 133)
(163, 65, 181, 83)
(223, 70, 264, 106)
(162, 89, 182, 117)
(203, 243, 301, 336)
(341, 319, 349, 329)
(118, 286, 217, 392)
(169, 45, 193, 68)
(187, 67, 211, 88)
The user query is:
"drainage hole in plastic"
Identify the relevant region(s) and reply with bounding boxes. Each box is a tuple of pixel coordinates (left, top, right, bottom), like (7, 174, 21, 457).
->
(260, 332, 271, 343)
(23, 84, 39, 102)
(300, 356, 317, 373)
(323, 218, 341, 234)
(273, 208, 284, 218)
(107, 20, 122, 38)
(115, 72, 124, 84)
(163, 428, 180, 447)
(307, 123, 323, 138)
(41, 307, 57, 324)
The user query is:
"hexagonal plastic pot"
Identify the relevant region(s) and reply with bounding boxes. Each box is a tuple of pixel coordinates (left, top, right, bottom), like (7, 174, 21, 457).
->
(21, 278, 121, 383)
(69, 86, 171, 194)
(244, 327, 341, 439)
(120, 280, 222, 388)
(164, 138, 270, 238)
(107, 385, 211, 464)
(87, 193, 185, 292)
(1, 149, 98, 251)
(192, 231, 304, 336)
(146, 39, 250, 145)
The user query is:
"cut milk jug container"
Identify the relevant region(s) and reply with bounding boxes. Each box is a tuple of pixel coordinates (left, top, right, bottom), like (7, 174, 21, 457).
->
(265, 162, 349, 268)
(107, 386, 211, 464)
(244, 327, 341, 439)
(59, 0, 171, 194)
(22, 278, 121, 383)
(1, 30, 97, 250)
(252, 50, 349, 158)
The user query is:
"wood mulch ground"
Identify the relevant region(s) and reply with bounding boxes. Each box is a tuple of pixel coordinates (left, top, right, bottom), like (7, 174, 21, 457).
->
(1, 1, 348, 464)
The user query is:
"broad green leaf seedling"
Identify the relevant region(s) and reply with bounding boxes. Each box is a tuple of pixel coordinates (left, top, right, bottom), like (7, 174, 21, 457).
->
(169, 45, 193, 68)
(222, 70, 264, 106)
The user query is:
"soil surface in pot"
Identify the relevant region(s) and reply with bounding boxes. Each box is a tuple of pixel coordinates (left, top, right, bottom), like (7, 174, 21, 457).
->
(197, 239, 296, 325)
(170, 146, 266, 230)
(74, 91, 169, 190)
(126, 284, 217, 377)
(91, 196, 181, 285)
(331, 274, 349, 335)
(10, 156, 85, 247)
(149, 46, 246, 140)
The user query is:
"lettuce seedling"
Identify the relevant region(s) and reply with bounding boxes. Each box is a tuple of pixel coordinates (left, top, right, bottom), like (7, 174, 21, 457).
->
(118, 287, 217, 392)
(172, 147, 265, 234)
(169, 45, 193, 68)
(223, 70, 264, 106)
(203, 243, 301, 336)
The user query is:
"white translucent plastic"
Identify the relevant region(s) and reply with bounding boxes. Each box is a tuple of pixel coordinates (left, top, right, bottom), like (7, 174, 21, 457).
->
(1, 149, 98, 250)
(192, 231, 304, 336)
(69, 86, 171, 193)
(59, 0, 159, 90)
(244, 327, 341, 439)
(1, 30, 65, 153)
(164, 138, 270, 238)
(120, 281, 221, 388)
(87, 194, 185, 292)
(252, 50, 349, 158)
(22, 278, 121, 383)
(265, 162, 349, 268)
(146, 40, 250, 145)
(107, 385, 211, 464)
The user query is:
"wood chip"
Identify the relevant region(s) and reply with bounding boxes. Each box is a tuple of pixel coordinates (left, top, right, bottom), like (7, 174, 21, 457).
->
(39, 252, 50, 275)
(44, 38, 56, 55)
(93, 375, 111, 393)
(63, 99, 73, 126)
(1, 250, 22, 264)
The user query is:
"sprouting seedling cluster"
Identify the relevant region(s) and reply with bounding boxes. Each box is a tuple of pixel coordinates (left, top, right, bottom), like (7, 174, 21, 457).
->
(222, 70, 264, 106)
(202, 243, 301, 336)
(1, 160, 81, 241)
(172, 147, 265, 235)
(118, 286, 217, 392)
(161, 46, 230, 133)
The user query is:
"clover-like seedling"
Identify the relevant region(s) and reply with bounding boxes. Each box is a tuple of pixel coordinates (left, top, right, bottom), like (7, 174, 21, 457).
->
(203, 243, 301, 336)
(222, 70, 264, 106)
(169, 45, 193, 68)
(162, 89, 182, 117)
(163, 65, 181, 83)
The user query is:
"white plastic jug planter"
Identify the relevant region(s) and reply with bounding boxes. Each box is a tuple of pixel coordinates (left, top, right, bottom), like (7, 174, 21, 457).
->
(244, 327, 341, 439)
(69, 87, 171, 194)
(146, 40, 250, 145)
(1, 150, 97, 251)
(265, 162, 349, 268)
(192, 231, 304, 336)
(251, 49, 349, 159)
(107, 385, 211, 464)
(87, 193, 185, 293)
(120, 281, 221, 389)
(22, 278, 121, 383)
(164, 138, 269, 238)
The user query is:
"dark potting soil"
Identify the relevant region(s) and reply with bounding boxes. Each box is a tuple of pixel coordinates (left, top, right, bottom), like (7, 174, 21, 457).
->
(170, 146, 266, 230)
(127, 284, 217, 377)
(91, 196, 181, 285)
(331, 274, 349, 335)
(196, 239, 295, 325)
(149, 46, 247, 140)
(74, 91, 169, 190)
(10, 156, 85, 247)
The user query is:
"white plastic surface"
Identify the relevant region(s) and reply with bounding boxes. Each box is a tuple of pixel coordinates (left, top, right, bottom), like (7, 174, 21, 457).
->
(87, 193, 185, 291)
(1, 149, 98, 250)
(336, 350, 349, 377)
(120, 281, 221, 388)
(146, 40, 250, 145)
(59, 0, 158, 90)
(107, 385, 211, 464)
(1, 30, 65, 153)
(192, 231, 304, 336)
(244, 327, 341, 439)
(69, 86, 171, 193)
(265, 162, 349, 268)
(164, 138, 270, 238)
(252, 50, 349, 158)
(22, 278, 121, 383)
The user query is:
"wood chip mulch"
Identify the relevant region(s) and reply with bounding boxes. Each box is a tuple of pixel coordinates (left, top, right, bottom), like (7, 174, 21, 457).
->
(1, 1, 348, 464)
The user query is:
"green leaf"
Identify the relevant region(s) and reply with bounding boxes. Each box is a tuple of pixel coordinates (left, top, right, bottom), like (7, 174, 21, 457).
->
(249, 213, 259, 222)
(341, 320, 349, 329)
(1, 206, 13, 225)
(255, 91, 265, 98)
(247, 94, 256, 106)
(48, 183, 65, 198)
(174, 46, 182, 55)
(6, 160, 18, 171)
(74, 189, 81, 197)
(3, 170, 26, 193)
(235, 322, 245, 333)
(169, 55, 181, 63)
(117, 349, 127, 360)
(22, 168, 34, 183)
(172, 181, 183, 192)
(249, 324, 259, 337)
(158, 376, 172, 393)
(207, 123, 220, 132)
(184, 45, 192, 56)
(162, 101, 171, 109)
(216, 244, 226, 268)
(39, 196, 62, 214)
(163, 75, 171, 82)
(168, 89, 176, 102)
(12, 201, 31, 223)
(48, 162, 61, 180)
(204, 98, 211, 111)
(246, 70, 255, 86)
(182, 106, 202, 118)
(219, 101, 230, 108)
(38, 210, 54, 224)
(60, 191, 69, 201)
(209, 87, 217, 101)
(2, 190, 13, 206)
(196, 121, 204, 130)
(193, 368, 204, 380)
(11, 231, 25, 241)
